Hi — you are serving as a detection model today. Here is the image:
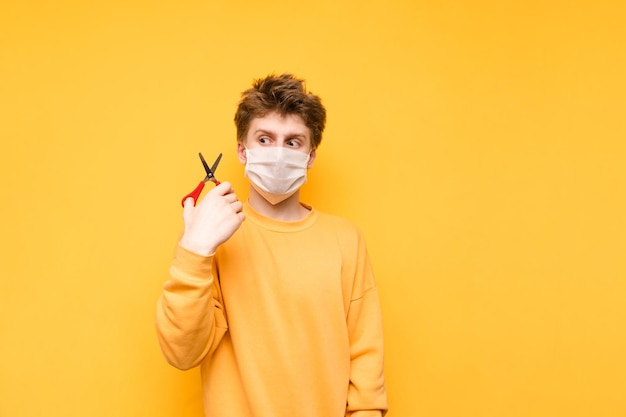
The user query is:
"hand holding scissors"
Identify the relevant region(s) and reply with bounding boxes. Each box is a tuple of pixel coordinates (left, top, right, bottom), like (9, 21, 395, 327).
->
(179, 152, 244, 255)
(181, 152, 222, 207)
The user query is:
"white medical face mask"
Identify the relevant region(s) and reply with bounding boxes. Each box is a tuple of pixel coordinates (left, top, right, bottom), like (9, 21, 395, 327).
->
(244, 146, 311, 205)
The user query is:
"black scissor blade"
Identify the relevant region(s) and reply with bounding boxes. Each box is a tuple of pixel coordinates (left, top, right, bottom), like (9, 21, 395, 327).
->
(198, 152, 214, 178)
(211, 153, 222, 175)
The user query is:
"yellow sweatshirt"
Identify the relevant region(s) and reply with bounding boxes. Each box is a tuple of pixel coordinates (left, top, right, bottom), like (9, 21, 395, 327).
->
(156, 203, 387, 417)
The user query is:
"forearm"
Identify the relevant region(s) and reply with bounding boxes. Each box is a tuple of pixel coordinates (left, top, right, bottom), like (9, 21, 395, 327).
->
(346, 287, 388, 415)
(155, 245, 227, 370)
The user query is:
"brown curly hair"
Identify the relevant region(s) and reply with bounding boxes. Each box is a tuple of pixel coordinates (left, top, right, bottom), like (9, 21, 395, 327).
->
(234, 74, 327, 149)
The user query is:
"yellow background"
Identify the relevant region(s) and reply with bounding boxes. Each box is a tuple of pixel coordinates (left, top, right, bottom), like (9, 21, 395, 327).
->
(1, 1, 625, 416)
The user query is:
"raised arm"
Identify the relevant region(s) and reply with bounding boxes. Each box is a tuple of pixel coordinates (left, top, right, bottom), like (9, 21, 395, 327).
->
(155, 182, 244, 369)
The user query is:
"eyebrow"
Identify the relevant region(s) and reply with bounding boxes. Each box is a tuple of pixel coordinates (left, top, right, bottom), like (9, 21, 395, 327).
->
(253, 129, 307, 138)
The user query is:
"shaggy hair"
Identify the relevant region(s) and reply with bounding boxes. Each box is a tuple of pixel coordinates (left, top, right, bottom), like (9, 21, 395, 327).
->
(234, 74, 327, 149)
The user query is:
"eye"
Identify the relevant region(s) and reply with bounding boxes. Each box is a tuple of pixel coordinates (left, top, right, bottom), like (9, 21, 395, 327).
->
(259, 136, 270, 144)
(286, 139, 300, 148)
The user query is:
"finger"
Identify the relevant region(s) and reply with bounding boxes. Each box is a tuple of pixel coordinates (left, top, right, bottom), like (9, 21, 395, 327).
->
(210, 181, 233, 196)
(223, 192, 240, 204)
(231, 201, 244, 213)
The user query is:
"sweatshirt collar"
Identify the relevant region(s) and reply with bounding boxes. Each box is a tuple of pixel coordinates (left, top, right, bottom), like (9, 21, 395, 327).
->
(243, 201, 318, 232)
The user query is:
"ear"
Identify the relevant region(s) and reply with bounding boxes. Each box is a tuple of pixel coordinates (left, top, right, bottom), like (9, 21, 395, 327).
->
(237, 142, 247, 165)
(307, 148, 317, 169)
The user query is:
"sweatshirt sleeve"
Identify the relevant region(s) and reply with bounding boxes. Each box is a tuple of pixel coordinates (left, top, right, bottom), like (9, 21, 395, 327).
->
(155, 244, 228, 370)
(345, 229, 388, 416)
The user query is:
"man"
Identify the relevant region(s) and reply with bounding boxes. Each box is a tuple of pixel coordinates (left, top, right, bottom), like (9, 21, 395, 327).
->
(156, 74, 388, 417)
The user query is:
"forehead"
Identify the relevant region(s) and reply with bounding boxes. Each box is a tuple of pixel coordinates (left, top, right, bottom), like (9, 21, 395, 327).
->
(246, 112, 311, 139)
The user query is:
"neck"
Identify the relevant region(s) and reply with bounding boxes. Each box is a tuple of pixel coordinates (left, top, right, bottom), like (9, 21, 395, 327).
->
(247, 186, 310, 221)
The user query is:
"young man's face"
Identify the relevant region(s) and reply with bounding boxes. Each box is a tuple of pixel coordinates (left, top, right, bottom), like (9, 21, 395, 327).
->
(237, 111, 316, 167)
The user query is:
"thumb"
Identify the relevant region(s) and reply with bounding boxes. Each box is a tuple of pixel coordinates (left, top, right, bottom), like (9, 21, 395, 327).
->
(182, 197, 194, 224)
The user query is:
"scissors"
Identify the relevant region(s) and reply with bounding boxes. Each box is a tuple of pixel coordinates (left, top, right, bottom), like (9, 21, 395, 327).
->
(181, 152, 222, 207)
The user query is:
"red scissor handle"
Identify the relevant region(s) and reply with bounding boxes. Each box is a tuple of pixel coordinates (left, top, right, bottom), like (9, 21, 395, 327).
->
(181, 181, 205, 207)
